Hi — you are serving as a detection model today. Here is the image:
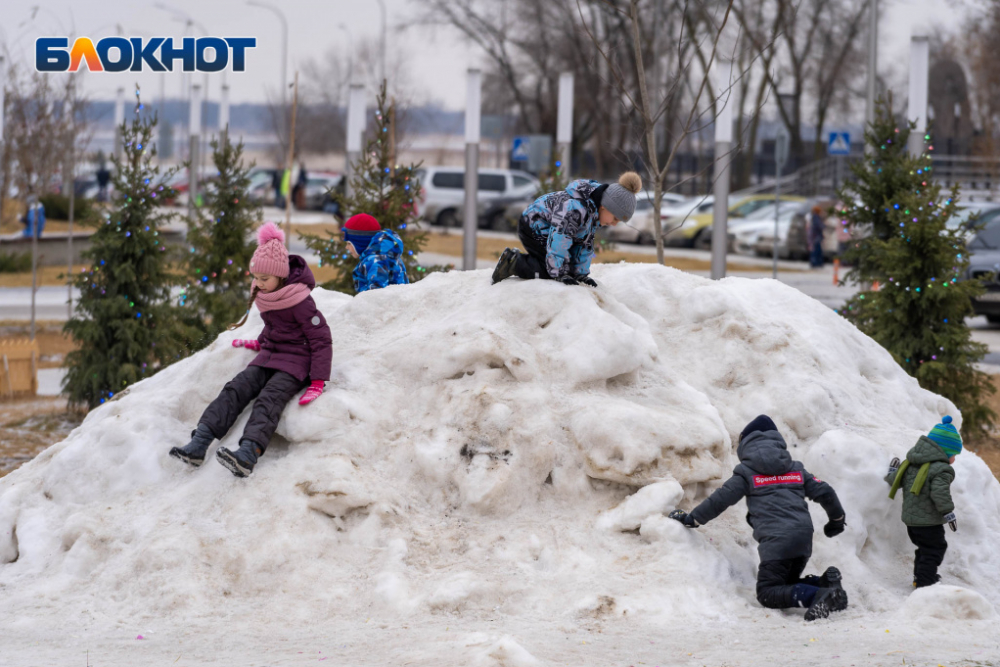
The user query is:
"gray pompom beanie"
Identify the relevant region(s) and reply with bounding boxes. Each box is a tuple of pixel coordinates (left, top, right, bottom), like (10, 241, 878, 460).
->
(601, 171, 642, 222)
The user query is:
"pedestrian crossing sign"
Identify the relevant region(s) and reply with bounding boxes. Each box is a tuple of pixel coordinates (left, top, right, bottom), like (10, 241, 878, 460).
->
(828, 132, 851, 155)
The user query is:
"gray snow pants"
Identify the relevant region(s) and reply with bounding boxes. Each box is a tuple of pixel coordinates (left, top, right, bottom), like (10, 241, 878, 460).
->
(198, 365, 307, 452)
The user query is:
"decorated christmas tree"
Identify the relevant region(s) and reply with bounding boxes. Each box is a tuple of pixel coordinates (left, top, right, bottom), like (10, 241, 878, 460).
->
(182, 136, 261, 349)
(838, 95, 996, 438)
(534, 150, 568, 198)
(301, 82, 447, 294)
(63, 88, 196, 408)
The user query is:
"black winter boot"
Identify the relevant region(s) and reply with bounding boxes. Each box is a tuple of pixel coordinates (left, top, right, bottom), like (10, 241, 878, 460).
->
(491, 248, 521, 284)
(216, 439, 263, 478)
(169, 423, 215, 467)
(804, 587, 849, 621)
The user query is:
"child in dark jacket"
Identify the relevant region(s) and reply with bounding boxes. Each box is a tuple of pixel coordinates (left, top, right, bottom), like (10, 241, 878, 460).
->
(341, 213, 409, 293)
(669, 415, 849, 621)
(885, 416, 961, 588)
(170, 222, 333, 477)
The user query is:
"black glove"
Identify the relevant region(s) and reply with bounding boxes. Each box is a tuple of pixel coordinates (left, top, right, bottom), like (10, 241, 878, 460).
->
(668, 509, 698, 528)
(824, 516, 846, 538)
(943, 512, 957, 532)
(559, 275, 579, 286)
(578, 275, 598, 288)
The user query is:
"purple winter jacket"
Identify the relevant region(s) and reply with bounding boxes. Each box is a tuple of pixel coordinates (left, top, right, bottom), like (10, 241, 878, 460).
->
(249, 255, 333, 382)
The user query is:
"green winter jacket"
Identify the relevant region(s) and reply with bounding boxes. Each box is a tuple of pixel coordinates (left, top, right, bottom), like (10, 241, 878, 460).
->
(885, 436, 956, 527)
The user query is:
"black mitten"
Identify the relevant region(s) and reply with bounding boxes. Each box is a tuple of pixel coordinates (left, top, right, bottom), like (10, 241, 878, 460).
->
(578, 275, 598, 287)
(559, 275, 579, 286)
(943, 512, 957, 532)
(668, 509, 698, 528)
(824, 516, 846, 538)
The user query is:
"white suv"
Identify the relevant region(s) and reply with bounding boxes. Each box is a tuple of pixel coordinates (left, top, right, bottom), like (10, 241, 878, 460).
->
(414, 167, 540, 227)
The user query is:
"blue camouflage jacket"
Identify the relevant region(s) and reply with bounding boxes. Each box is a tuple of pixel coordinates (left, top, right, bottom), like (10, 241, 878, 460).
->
(352, 229, 410, 293)
(521, 179, 601, 279)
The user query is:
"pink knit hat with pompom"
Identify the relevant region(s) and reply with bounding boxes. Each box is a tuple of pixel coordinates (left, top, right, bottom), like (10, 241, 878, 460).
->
(250, 222, 289, 278)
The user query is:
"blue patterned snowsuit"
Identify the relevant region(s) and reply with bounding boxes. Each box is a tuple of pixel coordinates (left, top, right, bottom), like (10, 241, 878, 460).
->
(518, 179, 601, 279)
(352, 229, 410, 293)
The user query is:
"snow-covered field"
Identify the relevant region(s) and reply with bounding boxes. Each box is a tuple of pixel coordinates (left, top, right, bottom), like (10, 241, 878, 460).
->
(1, 264, 998, 666)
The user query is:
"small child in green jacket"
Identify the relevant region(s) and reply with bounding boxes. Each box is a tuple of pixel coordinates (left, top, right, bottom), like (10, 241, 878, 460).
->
(884, 416, 961, 588)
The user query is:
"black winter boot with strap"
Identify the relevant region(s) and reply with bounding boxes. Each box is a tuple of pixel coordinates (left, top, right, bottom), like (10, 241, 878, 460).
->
(169, 423, 215, 467)
(217, 439, 263, 478)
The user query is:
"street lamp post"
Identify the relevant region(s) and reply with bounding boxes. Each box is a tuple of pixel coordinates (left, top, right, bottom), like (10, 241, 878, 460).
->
(375, 0, 387, 84)
(247, 0, 288, 109)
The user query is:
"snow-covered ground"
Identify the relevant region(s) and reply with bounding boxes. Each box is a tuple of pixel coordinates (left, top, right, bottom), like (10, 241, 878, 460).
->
(1, 264, 999, 666)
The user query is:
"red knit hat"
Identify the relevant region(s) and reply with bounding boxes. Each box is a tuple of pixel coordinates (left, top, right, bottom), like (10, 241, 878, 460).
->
(342, 214, 382, 255)
(250, 222, 289, 278)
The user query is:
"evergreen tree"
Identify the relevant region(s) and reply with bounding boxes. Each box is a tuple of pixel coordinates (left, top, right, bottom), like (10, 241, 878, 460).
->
(182, 136, 261, 349)
(838, 95, 996, 438)
(301, 82, 447, 294)
(63, 87, 195, 408)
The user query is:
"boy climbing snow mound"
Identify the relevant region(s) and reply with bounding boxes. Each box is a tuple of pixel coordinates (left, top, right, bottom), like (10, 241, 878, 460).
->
(669, 415, 849, 621)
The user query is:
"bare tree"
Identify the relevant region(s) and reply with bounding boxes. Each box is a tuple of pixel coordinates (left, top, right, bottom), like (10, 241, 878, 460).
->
(960, 1, 1000, 155)
(578, 0, 744, 264)
(1, 65, 79, 211)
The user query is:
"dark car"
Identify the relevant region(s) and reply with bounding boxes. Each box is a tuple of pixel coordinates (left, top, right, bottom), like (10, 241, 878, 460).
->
(966, 208, 1000, 323)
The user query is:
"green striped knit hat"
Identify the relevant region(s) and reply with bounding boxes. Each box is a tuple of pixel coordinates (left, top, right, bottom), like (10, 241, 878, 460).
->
(928, 415, 962, 457)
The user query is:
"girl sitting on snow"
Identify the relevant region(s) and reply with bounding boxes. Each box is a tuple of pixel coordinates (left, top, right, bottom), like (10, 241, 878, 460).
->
(490, 171, 642, 287)
(169, 222, 332, 478)
(669, 415, 849, 621)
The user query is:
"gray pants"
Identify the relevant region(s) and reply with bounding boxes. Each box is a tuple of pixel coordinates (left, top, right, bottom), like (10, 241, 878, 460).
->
(199, 365, 307, 452)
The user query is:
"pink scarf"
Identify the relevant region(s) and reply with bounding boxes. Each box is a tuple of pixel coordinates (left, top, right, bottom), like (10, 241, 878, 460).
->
(253, 281, 312, 312)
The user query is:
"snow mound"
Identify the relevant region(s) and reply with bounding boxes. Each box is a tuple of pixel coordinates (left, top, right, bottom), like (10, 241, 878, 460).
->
(901, 585, 996, 621)
(2, 264, 1000, 664)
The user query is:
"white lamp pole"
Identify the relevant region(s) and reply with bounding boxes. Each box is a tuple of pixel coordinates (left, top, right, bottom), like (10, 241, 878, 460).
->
(711, 58, 735, 281)
(345, 83, 367, 201)
(189, 83, 202, 220)
(556, 72, 574, 179)
(907, 36, 929, 156)
(463, 69, 482, 271)
(114, 87, 125, 157)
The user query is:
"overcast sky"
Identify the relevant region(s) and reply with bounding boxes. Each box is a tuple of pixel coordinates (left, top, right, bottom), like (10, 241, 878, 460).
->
(0, 0, 974, 112)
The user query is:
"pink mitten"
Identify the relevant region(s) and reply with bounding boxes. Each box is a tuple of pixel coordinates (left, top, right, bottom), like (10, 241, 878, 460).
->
(298, 380, 325, 406)
(232, 339, 261, 352)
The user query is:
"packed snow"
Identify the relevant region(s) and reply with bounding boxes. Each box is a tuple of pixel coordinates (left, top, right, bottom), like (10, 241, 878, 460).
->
(1, 263, 999, 666)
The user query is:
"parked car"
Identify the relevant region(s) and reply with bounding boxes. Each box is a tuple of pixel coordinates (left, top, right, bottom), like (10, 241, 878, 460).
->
(247, 168, 281, 206)
(300, 173, 344, 211)
(603, 190, 690, 244)
(963, 207, 1000, 323)
(415, 167, 540, 227)
(732, 205, 806, 257)
(664, 194, 806, 247)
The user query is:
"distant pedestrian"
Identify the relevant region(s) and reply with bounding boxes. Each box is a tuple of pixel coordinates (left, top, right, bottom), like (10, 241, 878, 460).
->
(96, 165, 111, 203)
(294, 162, 308, 210)
(809, 205, 826, 268)
(272, 168, 283, 208)
(21, 201, 46, 239)
(491, 171, 642, 287)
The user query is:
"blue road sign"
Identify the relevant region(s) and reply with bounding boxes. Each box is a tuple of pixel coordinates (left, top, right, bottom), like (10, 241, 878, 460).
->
(828, 132, 851, 155)
(511, 136, 530, 161)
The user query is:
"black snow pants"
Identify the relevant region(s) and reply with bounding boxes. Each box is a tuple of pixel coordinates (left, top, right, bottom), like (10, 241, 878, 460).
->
(198, 365, 308, 453)
(513, 217, 555, 281)
(756, 556, 824, 609)
(908, 525, 948, 588)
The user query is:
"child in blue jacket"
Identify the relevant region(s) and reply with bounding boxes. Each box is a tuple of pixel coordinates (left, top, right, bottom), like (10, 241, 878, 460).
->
(491, 172, 642, 287)
(342, 213, 409, 293)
